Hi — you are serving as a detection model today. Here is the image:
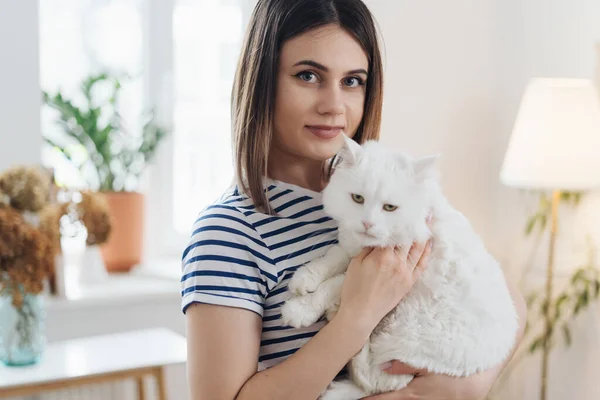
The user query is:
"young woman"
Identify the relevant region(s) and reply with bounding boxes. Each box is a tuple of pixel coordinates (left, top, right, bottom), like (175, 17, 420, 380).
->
(182, 1, 527, 399)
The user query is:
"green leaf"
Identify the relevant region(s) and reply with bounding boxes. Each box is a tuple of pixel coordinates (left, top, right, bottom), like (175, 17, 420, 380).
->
(541, 299, 549, 315)
(547, 324, 554, 339)
(540, 214, 548, 230)
(526, 292, 538, 307)
(582, 289, 589, 306)
(43, 137, 76, 166)
(573, 294, 585, 315)
(44, 136, 66, 152)
(571, 269, 586, 285)
(555, 293, 569, 309)
(562, 324, 572, 346)
(552, 292, 569, 322)
(594, 280, 600, 298)
(529, 337, 544, 353)
(526, 216, 537, 235)
(81, 72, 109, 102)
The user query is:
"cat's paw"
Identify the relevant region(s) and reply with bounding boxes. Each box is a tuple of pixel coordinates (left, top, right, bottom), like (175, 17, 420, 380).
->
(281, 295, 323, 328)
(288, 267, 321, 295)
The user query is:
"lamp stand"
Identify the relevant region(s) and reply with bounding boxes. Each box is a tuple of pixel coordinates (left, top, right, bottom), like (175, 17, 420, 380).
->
(541, 190, 560, 400)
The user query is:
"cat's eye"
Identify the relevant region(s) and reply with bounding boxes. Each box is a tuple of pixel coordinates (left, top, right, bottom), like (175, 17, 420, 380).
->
(383, 204, 398, 212)
(351, 194, 364, 204)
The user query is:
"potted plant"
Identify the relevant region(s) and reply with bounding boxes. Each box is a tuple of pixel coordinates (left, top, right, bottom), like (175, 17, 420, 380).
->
(488, 192, 600, 399)
(42, 72, 169, 272)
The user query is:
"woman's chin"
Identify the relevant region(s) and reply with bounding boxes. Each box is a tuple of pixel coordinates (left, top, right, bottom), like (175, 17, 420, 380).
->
(304, 135, 344, 160)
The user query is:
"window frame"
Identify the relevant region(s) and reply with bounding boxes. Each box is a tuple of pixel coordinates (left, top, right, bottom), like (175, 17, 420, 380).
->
(143, 0, 256, 260)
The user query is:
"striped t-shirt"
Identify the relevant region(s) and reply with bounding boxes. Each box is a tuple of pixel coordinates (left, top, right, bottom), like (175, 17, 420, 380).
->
(181, 179, 338, 370)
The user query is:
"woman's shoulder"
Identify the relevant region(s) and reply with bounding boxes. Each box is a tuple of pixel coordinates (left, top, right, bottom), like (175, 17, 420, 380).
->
(205, 185, 256, 214)
(190, 179, 328, 238)
(191, 184, 262, 236)
(182, 183, 275, 275)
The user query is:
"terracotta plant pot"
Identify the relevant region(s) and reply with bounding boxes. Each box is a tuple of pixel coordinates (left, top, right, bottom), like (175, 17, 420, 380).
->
(100, 192, 145, 273)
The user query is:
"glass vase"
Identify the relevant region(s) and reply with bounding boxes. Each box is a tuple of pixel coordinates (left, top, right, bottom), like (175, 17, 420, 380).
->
(0, 290, 46, 366)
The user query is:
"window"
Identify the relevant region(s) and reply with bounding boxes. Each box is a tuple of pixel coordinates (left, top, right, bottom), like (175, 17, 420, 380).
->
(40, 0, 144, 189)
(40, 0, 254, 259)
(172, 0, 247, 235)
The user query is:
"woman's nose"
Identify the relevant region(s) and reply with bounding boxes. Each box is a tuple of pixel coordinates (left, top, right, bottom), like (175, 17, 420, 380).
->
(317, 85, 344, 116)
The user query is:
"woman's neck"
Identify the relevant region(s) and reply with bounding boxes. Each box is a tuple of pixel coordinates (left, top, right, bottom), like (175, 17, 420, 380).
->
(267, 148, 328, 193)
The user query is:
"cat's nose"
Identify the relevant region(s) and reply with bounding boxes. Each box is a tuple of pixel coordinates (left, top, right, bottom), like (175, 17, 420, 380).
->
(362, 221, 373, 230)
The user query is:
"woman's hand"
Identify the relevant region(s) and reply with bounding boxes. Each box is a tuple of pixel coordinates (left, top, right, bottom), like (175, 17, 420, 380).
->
(362, 362, 494, 400)
(335, 214, 434, 336)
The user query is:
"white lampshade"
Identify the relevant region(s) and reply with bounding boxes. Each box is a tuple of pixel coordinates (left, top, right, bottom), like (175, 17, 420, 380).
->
(500, 78, 600, 190)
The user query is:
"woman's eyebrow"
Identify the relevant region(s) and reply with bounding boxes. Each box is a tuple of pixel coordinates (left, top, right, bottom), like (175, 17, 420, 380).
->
(293, 60, 368, 76)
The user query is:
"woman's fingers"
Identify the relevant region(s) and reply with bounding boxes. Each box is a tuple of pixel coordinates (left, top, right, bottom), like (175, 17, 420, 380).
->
(381, 360, 429, 376)
(355, 246, 374, 263)
(403, 211, 434, 268)
(394, 243, 409, 261)
(412, 239, 432, 280)
(406, 241, 426, 267)
(362, 246, 375, 257)
(405, 211, 435, 270)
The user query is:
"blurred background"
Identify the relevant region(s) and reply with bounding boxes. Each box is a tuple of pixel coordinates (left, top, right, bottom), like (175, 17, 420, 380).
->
(0, 0, 599, 399)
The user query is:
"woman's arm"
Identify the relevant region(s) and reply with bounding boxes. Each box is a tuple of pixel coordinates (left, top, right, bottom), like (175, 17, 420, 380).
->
(187, 243, 433, 400)
(186, 302, 371, 400)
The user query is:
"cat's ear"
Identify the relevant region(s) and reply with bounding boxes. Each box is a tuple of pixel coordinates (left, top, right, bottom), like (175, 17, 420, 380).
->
(413, 155, 440, 182)
(338, 133, 362, 166)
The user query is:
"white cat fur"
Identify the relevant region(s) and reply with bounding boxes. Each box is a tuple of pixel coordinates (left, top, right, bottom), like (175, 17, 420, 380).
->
(280, 135, 519, 400)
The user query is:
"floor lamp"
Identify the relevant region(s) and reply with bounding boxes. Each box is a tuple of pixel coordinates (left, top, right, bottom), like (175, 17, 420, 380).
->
(500, 78, 600, 400)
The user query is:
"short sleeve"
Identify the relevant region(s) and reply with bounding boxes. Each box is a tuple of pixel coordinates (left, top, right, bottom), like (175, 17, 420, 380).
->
(180, 205, 276, 317)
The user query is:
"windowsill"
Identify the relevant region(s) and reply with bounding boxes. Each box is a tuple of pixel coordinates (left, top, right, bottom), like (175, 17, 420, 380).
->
(45, 257, 181, 312)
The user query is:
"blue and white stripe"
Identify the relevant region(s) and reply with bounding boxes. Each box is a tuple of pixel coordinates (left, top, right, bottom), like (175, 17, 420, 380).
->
(181, 180, 338, 370)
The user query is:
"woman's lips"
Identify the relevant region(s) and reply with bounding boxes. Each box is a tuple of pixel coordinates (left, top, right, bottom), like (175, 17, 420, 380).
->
(306, 125, 344, 139)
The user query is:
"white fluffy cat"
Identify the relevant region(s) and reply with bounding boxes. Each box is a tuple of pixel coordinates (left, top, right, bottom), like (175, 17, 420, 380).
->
(280, 135, 519, 400)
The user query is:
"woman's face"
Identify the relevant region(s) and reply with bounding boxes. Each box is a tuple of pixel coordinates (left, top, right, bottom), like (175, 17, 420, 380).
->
(272, 24, 369, 163)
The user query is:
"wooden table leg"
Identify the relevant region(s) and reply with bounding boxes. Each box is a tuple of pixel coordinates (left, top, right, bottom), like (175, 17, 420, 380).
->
(137, 376, 146, 400)
(154, 366, 167, 400)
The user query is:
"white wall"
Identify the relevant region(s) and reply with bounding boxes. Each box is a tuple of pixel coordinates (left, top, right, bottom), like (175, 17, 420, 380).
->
(0, 0, 42, 171)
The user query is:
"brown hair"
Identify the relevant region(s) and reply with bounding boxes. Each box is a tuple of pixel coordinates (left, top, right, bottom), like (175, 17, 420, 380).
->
(231, 0, 384, 213)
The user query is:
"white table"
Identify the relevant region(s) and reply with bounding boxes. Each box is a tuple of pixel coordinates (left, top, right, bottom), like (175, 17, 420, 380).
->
(0, 328, 187, 400)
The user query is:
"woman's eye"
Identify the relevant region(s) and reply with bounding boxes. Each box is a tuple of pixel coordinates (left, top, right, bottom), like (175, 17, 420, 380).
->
(343, 76, 365, 88)
(351, 194, 364, 204)
(383, 204, 398, 212)
(296, 71, 318, 83)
